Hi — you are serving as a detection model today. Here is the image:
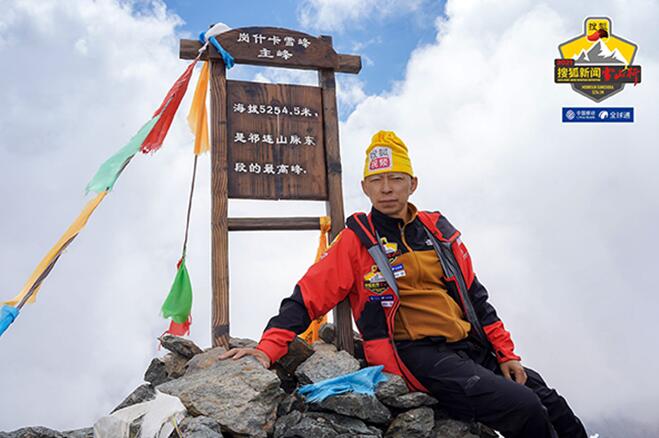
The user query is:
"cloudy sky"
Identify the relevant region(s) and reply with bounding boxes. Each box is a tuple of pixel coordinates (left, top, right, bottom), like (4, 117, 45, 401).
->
(1, 0, 657, 436)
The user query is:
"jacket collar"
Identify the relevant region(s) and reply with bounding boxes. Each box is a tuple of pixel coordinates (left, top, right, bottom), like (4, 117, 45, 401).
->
(370, 202, 418, 232)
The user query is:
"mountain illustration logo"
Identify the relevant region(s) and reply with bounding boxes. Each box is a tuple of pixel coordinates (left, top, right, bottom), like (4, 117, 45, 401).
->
(555, 17, 641, 102)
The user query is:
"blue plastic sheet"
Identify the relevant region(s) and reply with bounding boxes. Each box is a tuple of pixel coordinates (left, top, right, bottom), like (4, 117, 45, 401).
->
(297, 365, 388, 403)
(0, 305, 20, 337)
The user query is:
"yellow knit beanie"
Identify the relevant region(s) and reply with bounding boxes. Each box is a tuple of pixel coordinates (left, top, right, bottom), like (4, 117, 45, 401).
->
(363, 130, 414, 178)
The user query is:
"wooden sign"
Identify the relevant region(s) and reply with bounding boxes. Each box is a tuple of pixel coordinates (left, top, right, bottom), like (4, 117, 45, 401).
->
(180, 27, 360, 353)
(227, 80, 327, 200)
(180, 27, 361, 73)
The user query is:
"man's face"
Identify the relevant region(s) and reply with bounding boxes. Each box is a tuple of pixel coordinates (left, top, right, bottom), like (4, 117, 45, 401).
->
(361, 172, 418, 219)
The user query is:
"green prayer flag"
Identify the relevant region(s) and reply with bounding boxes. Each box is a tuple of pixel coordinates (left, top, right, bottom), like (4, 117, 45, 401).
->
(85, 115, 161, 194)
(161, 259, 193, 324)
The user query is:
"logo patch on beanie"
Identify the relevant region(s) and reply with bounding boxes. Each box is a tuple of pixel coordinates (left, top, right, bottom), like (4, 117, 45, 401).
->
(368, 146, 392, 171)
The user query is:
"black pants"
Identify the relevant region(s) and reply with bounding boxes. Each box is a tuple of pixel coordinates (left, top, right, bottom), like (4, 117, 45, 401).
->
(396, 337, 587, 438)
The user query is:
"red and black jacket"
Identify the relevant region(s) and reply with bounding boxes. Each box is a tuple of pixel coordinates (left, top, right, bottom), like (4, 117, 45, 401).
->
(256, 207, 520, 392)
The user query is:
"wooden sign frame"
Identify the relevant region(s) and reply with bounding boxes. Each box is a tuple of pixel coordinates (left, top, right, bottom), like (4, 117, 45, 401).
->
(179, 27, 361, 353)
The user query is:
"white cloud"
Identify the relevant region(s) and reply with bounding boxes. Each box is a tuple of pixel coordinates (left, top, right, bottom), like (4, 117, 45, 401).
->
(336, 76, 368, 111)
(298, 0, 426, 31)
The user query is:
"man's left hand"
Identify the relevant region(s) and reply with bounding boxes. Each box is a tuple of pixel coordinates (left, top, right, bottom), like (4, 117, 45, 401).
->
(500, 360, 527, 385)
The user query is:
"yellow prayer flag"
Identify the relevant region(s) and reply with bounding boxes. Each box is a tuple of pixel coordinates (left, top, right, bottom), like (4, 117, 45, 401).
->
(187, 61, 210, 155)
(299, 216, 332, 344)
(3, 191, 107, 307)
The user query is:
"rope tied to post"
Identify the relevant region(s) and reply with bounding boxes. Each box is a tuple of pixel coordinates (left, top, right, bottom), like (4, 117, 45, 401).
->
(198, 23, 235, 69)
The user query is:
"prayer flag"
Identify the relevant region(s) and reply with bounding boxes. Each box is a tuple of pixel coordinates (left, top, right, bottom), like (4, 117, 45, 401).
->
(299, 217, 331, 344)
(3, 191, 107, 308)
(187, 61, 210, 155)
(85, 116, 160, 194)
(141, 61, 198, 153)
(0, 305, 19, 337)
(161, 258, 193, 333)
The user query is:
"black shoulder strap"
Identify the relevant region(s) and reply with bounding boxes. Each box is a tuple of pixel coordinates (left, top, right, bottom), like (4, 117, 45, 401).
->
(416, 210, 460, 243)
(435, 216, 460, 242)
(346, 213, 399, 297)
(346, 213, 377, 246)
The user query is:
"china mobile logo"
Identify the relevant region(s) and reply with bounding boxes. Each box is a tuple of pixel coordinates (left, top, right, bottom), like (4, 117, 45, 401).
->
(555, 17, 641, 102)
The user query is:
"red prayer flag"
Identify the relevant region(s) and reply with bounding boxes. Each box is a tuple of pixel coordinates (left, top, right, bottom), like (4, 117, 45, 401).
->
(163, 315, 191, 337)
(141, 60, 198, 153)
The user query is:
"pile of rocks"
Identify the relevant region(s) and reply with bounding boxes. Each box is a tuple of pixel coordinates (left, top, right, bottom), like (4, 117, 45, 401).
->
(1, 328, 498, 438)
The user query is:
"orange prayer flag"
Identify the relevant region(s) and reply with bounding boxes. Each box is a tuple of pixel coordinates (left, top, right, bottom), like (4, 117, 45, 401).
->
(187, 61, 210, 155)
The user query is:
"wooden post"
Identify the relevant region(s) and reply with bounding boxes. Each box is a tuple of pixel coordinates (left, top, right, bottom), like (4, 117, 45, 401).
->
(210, 59, 230, 348)
(320, 36, 354, 355)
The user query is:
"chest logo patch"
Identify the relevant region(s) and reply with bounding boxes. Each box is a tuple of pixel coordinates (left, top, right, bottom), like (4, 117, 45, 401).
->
(379, 236, 401, 263)
(363, 265, 389, 294)
(379, 236, 398, 255)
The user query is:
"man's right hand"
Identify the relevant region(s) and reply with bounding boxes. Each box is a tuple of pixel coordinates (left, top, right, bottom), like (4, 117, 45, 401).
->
(219, 347, 271, 368)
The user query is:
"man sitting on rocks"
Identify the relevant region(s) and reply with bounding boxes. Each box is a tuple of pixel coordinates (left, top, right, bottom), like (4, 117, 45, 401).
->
(221, 131, 588, 438)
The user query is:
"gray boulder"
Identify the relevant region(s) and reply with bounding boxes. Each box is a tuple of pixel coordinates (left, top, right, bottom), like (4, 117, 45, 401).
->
(159, 335, 203, 359)
(385, 407, 435, 438)
(313, 393, 391, 425)
(144, 352, 188, 386)
(2, 427, 94, 438)
(176, 416, 224, 437)
(184, 346, 226, 374)
(0, 427, 64, 438)
(157, 354, 284, 438)
(62, 428, 93, 438)
(381, 392, 438, 409)
(295, 350, 360, 384)
(111, 383, 156, 413)
(274, 410, 304, 438)
(281, 412, 382, 438)
(228, 337, 258, 349)
(311, 340, 338, 353)
(375, 373, 409, 400)
(279, 414, 336, 438)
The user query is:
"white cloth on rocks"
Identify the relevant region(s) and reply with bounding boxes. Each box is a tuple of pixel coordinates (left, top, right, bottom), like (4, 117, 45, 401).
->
(93, 390, 186, 438)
